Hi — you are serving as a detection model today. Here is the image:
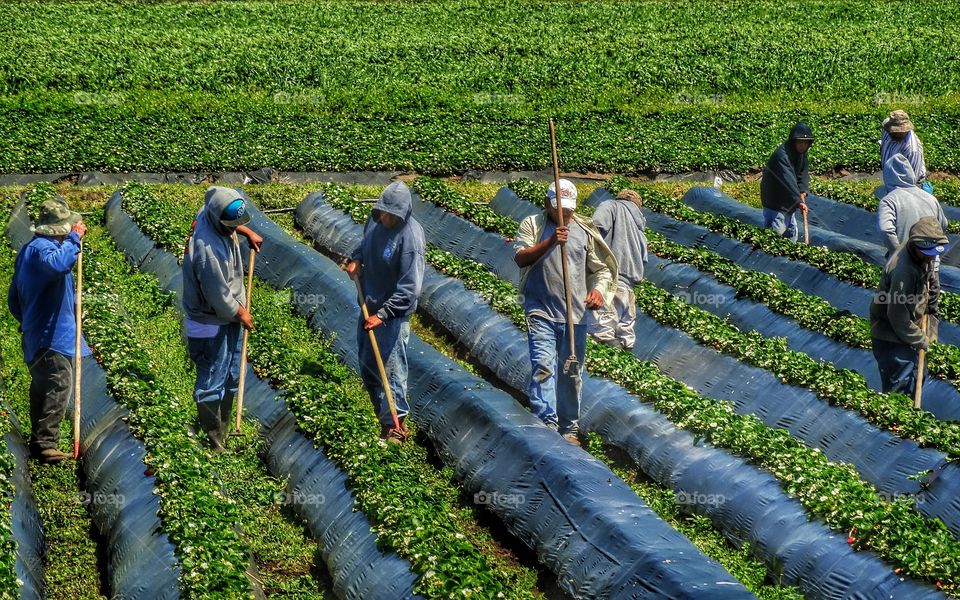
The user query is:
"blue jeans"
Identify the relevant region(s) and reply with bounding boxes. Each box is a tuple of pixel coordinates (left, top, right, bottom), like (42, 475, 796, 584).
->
(763, 207, 799, 242)
(188, 323, 242, 406)
(358, 317, 411, 426)
(526, 315, 586, 434)
(872, 338, 921, 395)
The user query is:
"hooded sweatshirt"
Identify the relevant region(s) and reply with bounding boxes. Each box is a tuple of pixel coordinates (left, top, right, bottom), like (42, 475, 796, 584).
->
(870, 217, 945, 347)
(182, 186, 247, 327)
(881, 130, 926, 183)
(877, 154, 947, 256)
(591, 197, 648, 287)
(351, 182, 425, 320)
(760, 123, 813, 213)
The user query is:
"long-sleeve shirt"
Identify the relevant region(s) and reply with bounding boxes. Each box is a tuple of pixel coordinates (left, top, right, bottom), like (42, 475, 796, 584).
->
(514, 212, 617, 323)
(877, 154, 946, 256)
(870, 247, 938, 347)
(8, 233, 92, 363)
(881, 130, 927, 183)
(592, 199, 648, 287)
(351, 184, 426, 321)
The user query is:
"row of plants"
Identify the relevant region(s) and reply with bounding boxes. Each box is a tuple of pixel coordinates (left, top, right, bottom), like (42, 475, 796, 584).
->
(0, 246, 38, 599)
(80, 200, 339, 598)
(401, 291, 804, 600)
(604, 176, 960, 324)
(409, 177, 960, 592)
(500, 176, 960, 457)
(79, 222, 254, 597)
(808, 179, 960, 234)
(3, 185, 117, 599)
(297, 180, 818, 599)
(5, 1, 960, 174)
(118, 183, 543, 598)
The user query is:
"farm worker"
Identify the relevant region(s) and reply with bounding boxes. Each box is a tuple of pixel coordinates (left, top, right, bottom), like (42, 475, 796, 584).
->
(877, 154, 947, 258)
(760, 122, 814, 242)
(870, 217, 948, 395)
(586, 188, 648, 350)
(514, 179, 616, 445)
(7, 198, 90, 463)
(182, 186, 263, 452)
(877, 110, 929, 198)
(345, 181, 425, 444)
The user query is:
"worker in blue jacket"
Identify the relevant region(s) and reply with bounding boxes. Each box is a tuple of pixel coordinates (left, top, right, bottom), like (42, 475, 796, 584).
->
(761, 122, 814, 242)
(8, 198, 90, 463)
(346, 182, 425, 443)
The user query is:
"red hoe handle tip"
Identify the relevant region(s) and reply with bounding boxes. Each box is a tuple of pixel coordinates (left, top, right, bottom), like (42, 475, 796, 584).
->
(73, 440, 80, 459)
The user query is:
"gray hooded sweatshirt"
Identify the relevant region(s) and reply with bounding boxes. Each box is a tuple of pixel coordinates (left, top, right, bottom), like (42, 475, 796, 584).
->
(182, 186, 247, 326)
(877, 154, 947, 256)
(591, 197, 648, 287)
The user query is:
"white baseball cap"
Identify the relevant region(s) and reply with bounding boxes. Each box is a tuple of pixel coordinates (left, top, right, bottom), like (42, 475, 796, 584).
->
(547, 179, 578, 211)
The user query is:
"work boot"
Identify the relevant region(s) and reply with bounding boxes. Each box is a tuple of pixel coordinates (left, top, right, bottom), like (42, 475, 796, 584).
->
(219, 394, 235, 438)
(34, 448, 70, 464)
(197, 402, 225, 452)
(385, 428, 406, 445)
(206, 430, 227, 454)
(562, 433, 581, 447)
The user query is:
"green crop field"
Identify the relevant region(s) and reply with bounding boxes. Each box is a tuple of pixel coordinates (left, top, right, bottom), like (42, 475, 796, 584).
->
(2, 0, 959, 174)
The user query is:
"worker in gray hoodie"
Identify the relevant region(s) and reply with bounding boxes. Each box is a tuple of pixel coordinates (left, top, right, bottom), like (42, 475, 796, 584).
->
(760, 122, 814, 241)
(345, 181, 425, 443)
(587, 188, 648, 349)
(870, 217, 948, 396)
(878, 153, 947, 259)
(182, 186, 263, 452)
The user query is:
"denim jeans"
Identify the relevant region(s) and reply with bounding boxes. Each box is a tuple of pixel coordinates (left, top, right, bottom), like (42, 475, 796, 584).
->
(187, 323, 242, 430)
(526, 315, 586, 434)
(27, 348, 74, 452)
(358, 317, 411, 426)
(872, 337, 921, 395)
(762, 207, 799, 242)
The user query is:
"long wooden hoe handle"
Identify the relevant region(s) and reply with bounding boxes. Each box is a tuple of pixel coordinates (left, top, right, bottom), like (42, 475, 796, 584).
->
(352, 274, 401, 431)
(549, 119, 580, 377)
(73, 241, 83, 458)
(235, 248, 256, 434)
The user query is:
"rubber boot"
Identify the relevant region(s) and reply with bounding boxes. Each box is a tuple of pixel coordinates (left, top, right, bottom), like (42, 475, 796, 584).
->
(219, 393, 235, 440)
(197, 401, 226, 453)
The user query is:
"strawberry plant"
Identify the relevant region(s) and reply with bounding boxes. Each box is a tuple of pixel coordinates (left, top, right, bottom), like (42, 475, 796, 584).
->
(412, 177, 960, 591)
(118, 184, 542, 599)
(80, 224, 253, 598)
(4, 2, 960, 174)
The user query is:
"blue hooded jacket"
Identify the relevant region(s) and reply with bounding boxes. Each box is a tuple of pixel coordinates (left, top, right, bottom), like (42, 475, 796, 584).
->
(352, 182, 425, 320)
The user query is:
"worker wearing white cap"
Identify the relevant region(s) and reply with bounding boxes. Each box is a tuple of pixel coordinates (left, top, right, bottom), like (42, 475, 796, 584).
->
(513, 179, 617, 446)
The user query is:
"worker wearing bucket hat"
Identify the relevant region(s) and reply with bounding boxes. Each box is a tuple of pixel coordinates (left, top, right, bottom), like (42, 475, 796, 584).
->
(514, 179, 617, 445)
(870, 216, 949, 395)
(878, 110, 929, 198)
(182, 186, 263, 452)
(8, 197, 91, 463)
